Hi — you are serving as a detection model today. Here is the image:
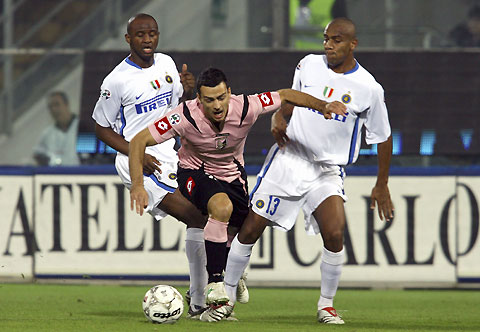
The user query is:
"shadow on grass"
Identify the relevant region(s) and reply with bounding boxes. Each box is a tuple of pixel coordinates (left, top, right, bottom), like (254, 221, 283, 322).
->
(86, 310, 142, 319)
(246, 314, 317, 325)
(345, 321, 480, 331)
(242, 314, 480, 331)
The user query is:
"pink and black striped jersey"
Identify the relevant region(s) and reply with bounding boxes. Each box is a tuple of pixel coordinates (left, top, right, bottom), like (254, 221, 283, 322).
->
(148, 92, 282, 183)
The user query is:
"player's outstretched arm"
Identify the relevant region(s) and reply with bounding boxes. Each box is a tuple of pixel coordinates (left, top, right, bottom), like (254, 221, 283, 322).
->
(129, 128, 158, 216)
(96, 124, 161, 175)
(276, 89, 347, 119)
(370, 135, 394, 221)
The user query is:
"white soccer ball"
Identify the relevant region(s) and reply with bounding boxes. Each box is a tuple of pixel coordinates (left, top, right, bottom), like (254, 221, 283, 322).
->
(142, 285, 184, 324)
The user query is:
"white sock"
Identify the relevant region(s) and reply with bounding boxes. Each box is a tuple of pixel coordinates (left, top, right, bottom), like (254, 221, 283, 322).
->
(185, 228, 207, 307)
(318, 246, 344, 310)
(224, 235, 253, 303)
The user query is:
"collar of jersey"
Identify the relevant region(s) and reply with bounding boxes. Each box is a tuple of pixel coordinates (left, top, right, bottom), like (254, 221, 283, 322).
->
(196, 99, 229, 132)
(125, 55, 155, 69)
(343, 60, 359, 75)
(324, 56, 359, 75)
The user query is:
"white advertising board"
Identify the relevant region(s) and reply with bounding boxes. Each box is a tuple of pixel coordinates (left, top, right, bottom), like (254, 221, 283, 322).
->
(0, 176, 34, 280)
(246, 176, 459, 285)
(1, 172, 479, 286)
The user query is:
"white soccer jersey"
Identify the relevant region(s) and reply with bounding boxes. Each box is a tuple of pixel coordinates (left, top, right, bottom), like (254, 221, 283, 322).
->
(286, 54, 391, 165)
(92, 53, 183, 161)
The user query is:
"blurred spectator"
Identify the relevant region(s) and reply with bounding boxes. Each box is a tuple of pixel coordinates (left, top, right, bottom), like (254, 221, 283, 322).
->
(290, 0, 347, 49)
(33, 91, 79, 166)
(294, 0, 313, 27)
(448, 5, 480, 47)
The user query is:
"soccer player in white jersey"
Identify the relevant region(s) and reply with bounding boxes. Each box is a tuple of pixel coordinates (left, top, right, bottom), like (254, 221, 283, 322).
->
(91, 14, 209, 318)
(128, 67, 347, 322)
(222, 17, 395, 324)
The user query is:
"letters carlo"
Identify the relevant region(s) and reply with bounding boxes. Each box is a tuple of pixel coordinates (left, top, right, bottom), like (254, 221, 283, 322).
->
(3, 182, 479, 268)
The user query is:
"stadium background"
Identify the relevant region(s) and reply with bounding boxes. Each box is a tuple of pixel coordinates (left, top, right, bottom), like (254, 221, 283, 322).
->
(1, 0, 479, 288)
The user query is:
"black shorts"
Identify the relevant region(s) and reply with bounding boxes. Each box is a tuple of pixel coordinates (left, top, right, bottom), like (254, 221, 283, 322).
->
(176, 165, 249, 228)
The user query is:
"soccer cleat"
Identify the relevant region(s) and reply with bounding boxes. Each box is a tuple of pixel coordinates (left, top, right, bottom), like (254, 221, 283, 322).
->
(317, 307, 345, 324)
(185, 289, 191, 307)
(236, 272, 249, 304)
(199, 301, 235, 322)
(186, 304, 207, 320)
(205, 281, 229, 305)
(223, 309, 238, 321)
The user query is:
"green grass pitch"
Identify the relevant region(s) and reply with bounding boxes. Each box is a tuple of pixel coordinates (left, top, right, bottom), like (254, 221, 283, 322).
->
(0, 283, 479, 331)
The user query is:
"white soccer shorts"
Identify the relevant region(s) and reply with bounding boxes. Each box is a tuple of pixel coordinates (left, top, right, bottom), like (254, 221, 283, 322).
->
(115, 153, 178, 220)
(250, 145, 347, 235)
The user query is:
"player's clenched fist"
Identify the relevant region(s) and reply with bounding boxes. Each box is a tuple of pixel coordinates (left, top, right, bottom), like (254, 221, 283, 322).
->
(324, 101, 347, 119)
(180, 64, 195, 96)
(130, 184, 149, 216)
(271, 110, 289, 148)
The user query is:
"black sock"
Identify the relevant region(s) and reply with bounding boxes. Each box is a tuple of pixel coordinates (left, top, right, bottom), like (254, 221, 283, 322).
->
(205, 240, 227, 283)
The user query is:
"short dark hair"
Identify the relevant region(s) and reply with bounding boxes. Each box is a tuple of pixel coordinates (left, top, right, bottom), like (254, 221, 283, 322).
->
(196, 67, 228, 95)
(49, 91, 69, 105)
(127, 13, 157, 35)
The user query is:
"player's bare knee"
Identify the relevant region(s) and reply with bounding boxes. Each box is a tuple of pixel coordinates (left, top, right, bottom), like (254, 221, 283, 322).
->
(238, 229, 256, 244)
(323, 230, 344, 250)
(207, 193, 233, 222)
(185, 212, 207, 229)
(238, 213, 265, 244)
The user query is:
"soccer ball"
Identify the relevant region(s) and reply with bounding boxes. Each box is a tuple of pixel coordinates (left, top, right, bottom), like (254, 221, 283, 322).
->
(142, 285, 184, 324)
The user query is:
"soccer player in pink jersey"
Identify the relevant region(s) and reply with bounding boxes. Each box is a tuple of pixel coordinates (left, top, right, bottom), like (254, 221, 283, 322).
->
(129, 67, 347, 321)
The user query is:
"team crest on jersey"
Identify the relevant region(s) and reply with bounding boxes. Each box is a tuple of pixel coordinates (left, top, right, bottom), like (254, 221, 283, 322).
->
(341, 93, 352, 104)
(154, 116, 172, 135)
(215, 133, 229, 150)
(323, 86, 334, 98)
(168, 173, 177, 180)
(100, 89, 111, 99)
(255, 200, 265, 209)
(165, 74, 173, 83)
(150, 80, 161, 89)
(168, 113, 181, 125)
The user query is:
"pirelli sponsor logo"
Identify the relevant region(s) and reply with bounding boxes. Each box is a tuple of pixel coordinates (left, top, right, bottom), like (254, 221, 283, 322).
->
(135, 91, 172, 114)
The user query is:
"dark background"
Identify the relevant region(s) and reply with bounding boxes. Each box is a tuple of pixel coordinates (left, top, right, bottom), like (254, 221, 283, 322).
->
(80, 50, 480, 159)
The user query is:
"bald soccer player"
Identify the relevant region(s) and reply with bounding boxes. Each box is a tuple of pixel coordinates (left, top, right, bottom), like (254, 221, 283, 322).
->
(221, 17, 394, 324)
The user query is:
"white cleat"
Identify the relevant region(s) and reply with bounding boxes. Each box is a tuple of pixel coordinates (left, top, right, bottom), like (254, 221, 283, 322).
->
(236, 272, 249, 304)
(199, 301, 235, 322)
(205, 281, 229, 305)
(317, 307, 345, 324)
